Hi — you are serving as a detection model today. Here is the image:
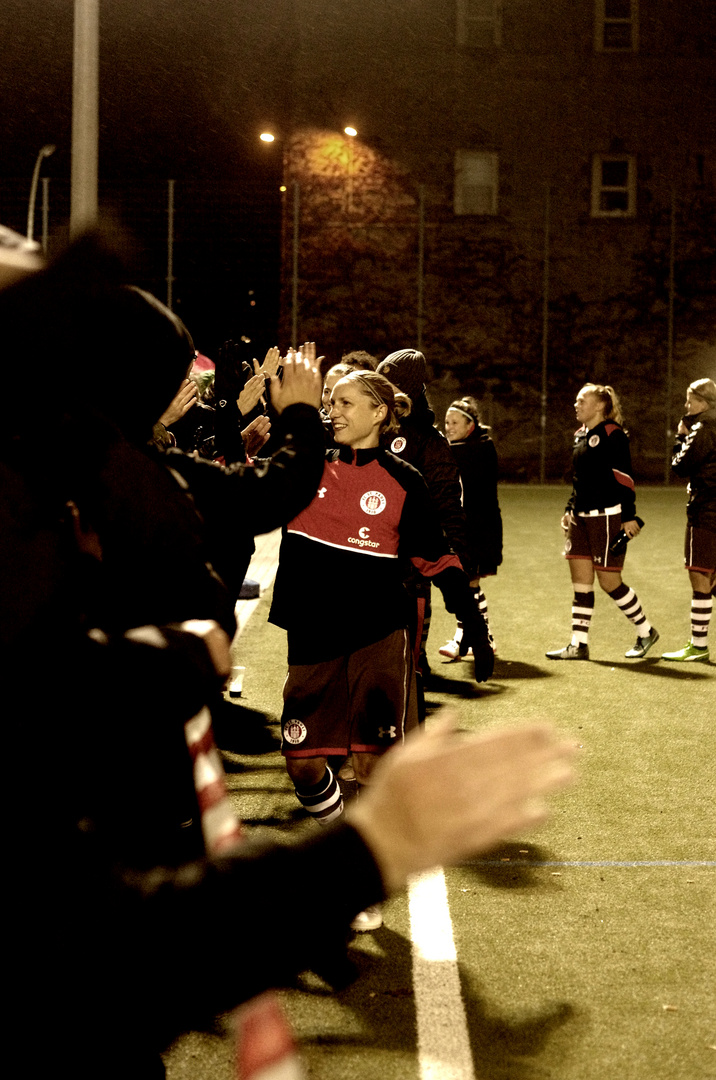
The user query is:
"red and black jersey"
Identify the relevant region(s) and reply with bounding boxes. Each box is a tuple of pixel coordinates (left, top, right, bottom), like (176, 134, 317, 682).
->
(566, 420, 637, 521)
(269, 445, 476, 663)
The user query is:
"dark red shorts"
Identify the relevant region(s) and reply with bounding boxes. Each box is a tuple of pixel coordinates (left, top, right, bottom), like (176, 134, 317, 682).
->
(281, 628, 418, 758)
(565, 510, 625, 571)
(684, 524, 716, 573)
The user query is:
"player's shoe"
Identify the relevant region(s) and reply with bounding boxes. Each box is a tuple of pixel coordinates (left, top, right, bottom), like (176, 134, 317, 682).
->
(439, 638, 461, 660)
(350, 904, 382, 932)
(545, 643, 589, 660)
(625, 628, 659, 659)
(661, 641, 710, 662)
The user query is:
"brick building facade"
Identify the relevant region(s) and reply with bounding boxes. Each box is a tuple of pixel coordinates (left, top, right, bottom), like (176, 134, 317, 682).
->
(276, 0, 716, 478)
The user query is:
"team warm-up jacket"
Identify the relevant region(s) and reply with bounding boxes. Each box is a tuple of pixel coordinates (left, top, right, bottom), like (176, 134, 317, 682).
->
(449, 426, 503, 577)
(566, 420, 637, 521)
(387, 396, 472, 574)
(671, 406, 716, 531)
(269, 444, 488, 664)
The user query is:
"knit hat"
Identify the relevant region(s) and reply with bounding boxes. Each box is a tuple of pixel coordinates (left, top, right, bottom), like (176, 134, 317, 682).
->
(377, 349, 427, 401)
(689, 378, 716, 409)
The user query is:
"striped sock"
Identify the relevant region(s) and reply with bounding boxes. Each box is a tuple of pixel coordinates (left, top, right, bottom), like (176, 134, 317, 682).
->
(571, 588, 594, 645)
(473, 587, 493, 647)
(608, 582, 651, 636)
(691, 591, 712, 647)
(294, 766, 344, 825)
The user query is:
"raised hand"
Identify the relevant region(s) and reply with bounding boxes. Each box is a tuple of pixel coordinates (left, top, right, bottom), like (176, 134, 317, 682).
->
(158, 379, 197, 427)
(348, 713, 576, 893)
(253, 346, 281, 379)
(241, 414, 271, 457)
(237, 373, 266, 417)
(270, 348, 322, 414)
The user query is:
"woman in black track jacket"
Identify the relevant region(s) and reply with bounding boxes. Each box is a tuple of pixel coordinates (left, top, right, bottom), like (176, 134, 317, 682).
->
(545, 382, 658, 662)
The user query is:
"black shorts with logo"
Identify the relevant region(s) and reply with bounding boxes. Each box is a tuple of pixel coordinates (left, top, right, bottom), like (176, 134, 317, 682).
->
(281, 629, 418, 758)
(565, 508, 625, 571)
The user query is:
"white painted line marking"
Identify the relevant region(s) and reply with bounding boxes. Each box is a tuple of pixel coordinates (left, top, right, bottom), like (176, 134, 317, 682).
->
(465, 859, 715, 867)
(234, 529, 282, 636)
(409, 868, 474, 1080)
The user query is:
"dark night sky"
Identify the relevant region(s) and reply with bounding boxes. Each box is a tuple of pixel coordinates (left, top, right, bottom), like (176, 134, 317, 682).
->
(0, 2, 297, 353)
(1, 0, 295, 182)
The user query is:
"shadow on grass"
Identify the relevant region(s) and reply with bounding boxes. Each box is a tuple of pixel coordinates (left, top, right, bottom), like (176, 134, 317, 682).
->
(291, 925, 417, 1052)
(461, 967, 580, 1080)
(492, 658, 555, 680)
(460, 842, 564, 891)
(424, 672, 482, 697)
(292, 925, 579, 1078)
(591, 659, 714, 678)
(238, 808, 306, 828)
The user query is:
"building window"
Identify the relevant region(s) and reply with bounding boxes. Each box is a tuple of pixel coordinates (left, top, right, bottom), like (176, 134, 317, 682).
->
(591, 155, 636, 217)
(455, 151, 498, 215)
(595, 0, 638, 52)
(456, 0, 502, 50)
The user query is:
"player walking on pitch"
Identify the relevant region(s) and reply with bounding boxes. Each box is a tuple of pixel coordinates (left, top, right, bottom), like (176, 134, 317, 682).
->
(269, 370, 492, 930)
(546, 383, 658, 661)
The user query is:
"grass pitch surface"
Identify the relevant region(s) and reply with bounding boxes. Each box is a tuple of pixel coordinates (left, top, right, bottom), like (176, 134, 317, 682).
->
(165, 484, 715, 1080)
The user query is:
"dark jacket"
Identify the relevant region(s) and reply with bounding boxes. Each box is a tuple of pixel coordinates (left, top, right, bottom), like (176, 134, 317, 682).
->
(671, 406, 716, 531)
(566, 420, 637, 522)
(269, 445, 490, 666)
(449, 426, 503, 576)
(385, 394, 472, 574)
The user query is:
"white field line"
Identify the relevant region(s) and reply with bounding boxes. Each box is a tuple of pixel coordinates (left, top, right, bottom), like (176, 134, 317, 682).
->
(237, 537, 473, 1077)
(234, 528, 282, 637)
(409, 869, 474, 1080)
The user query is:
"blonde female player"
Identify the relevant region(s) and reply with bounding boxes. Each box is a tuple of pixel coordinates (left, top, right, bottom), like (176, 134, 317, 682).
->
(269, 370, 492, 929)
(545, 383, 658, 661)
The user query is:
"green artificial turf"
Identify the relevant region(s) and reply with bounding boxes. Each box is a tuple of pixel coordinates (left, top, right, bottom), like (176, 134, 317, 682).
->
(165, 485, 715, 1080)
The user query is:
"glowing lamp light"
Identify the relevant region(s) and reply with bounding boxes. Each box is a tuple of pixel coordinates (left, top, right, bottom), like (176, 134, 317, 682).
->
(260, 132, 275, 143)
(279, 185, 287, 192)
(344, 126, 358, 137)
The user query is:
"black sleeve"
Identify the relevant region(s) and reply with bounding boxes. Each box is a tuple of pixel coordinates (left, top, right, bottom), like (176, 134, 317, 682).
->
(671, 415, 715, 478)
(420, 434, 472, 574)
(609, 429, 637, 521)
(118, 821, 385, 1035)
(166, 403, 326, 539)
(396, 465, 491, 665)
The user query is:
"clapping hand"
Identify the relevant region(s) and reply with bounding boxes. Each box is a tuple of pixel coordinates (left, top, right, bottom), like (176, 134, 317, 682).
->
(270, 346, 322, 413)
(253, 346, 281, 380)
(158, 379, 197, 427)
(237, 373, 266, 417)
(241, 414, 271, 457)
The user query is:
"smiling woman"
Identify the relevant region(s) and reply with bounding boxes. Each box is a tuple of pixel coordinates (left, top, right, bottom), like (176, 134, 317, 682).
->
(268, 369, 493, 931)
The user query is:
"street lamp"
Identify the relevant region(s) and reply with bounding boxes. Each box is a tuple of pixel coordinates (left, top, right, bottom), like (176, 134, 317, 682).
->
(27, 144, 55, 242)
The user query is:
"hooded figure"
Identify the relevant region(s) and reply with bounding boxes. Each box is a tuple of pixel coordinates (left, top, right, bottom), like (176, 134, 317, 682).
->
(375, 349, 487, 700)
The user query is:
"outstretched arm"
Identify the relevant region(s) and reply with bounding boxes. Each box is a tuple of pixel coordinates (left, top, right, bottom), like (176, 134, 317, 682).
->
(349, 714, 576, 892)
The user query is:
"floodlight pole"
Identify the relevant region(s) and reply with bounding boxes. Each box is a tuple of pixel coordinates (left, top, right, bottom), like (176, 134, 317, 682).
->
(417, 184, 425, 351)
(539, 183, 551, 484)
(167, 179, 175, 310)
(70, 0, 99, 238)
(664, 188, 676, 484)
(27, 144, 55, 241)
(291, 181, 300, 349)
(41, 177, 51, 253)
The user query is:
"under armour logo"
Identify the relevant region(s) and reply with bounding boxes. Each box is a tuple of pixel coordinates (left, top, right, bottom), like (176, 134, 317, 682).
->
(317, 487, 327, 498)
(378, 726, 397, 739)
